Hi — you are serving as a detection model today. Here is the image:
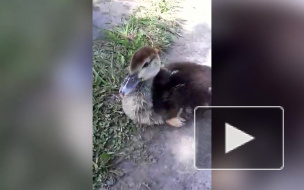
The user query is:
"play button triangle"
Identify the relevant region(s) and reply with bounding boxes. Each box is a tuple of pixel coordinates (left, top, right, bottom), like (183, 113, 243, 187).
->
(225, 123, 255, 154)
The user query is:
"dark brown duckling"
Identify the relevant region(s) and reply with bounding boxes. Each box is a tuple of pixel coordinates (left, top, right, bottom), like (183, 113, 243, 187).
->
(152, 62, 211, 127)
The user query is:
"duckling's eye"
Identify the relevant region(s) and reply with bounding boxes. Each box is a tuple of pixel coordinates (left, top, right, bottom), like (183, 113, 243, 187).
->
(142, 62, 149, 68)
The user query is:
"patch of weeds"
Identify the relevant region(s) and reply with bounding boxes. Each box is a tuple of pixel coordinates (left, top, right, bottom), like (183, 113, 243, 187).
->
(93, 0, 180, 189)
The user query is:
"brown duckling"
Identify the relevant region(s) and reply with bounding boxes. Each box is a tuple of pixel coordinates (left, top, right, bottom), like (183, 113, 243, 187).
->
(119, 46, 211, 127)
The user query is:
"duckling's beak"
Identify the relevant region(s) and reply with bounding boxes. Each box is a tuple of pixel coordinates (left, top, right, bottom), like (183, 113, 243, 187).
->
(119, 74, 141, 97)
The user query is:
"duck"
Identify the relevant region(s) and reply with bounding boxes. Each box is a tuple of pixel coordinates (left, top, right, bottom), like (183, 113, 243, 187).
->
(119, 46, 211, 127)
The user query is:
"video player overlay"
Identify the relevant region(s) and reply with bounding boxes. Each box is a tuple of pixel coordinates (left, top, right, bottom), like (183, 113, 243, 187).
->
(195, 106, 283, 170)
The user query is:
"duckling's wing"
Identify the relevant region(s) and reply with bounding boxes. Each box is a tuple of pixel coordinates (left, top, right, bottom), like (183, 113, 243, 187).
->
(152, 67, 192, 119)
(165, 62, 211, 89)
(163, 62, 211, 109)
(152, 63, 211, 120)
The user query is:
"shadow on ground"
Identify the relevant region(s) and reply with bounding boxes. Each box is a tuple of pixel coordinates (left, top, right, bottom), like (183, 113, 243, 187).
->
(112, 112, 211, 190)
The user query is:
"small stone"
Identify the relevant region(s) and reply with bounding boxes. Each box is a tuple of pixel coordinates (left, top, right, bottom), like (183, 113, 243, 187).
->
(128, 180, 135, 187)
(106, 176, 116, 186)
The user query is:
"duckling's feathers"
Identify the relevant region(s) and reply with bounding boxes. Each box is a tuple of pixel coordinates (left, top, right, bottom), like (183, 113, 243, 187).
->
(152, 62, 211, 118)
(165, 62, 211, 89)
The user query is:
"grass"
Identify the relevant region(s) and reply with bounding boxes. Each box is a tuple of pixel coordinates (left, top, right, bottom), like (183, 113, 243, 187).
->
(93, 0, 180, 188)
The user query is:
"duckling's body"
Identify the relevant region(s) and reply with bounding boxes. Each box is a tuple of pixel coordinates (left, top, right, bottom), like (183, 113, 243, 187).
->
(121, 79, 164, 125)
(119, 46, 211, 127)
(152, 62, 211, 125)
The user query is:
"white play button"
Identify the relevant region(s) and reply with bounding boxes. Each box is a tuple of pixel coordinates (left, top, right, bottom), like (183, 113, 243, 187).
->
(225, 123, 255, 154)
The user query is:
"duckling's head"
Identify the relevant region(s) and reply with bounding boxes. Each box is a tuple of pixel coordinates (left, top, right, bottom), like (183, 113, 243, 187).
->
(119, 46, 161, 97)
(129, 46, 161, 80)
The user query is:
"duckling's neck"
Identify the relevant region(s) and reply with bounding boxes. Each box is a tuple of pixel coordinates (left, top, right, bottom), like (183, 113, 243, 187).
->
(136, 78, 154, 93)
(143, 78, 154, 87)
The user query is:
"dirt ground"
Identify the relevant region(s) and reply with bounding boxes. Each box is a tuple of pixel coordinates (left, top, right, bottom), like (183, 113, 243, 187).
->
(93, 0, 211, 189)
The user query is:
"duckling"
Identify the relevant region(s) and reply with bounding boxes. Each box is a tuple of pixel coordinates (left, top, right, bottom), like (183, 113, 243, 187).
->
(119, 46, 211, 127)
(119, 47, 164, 125)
